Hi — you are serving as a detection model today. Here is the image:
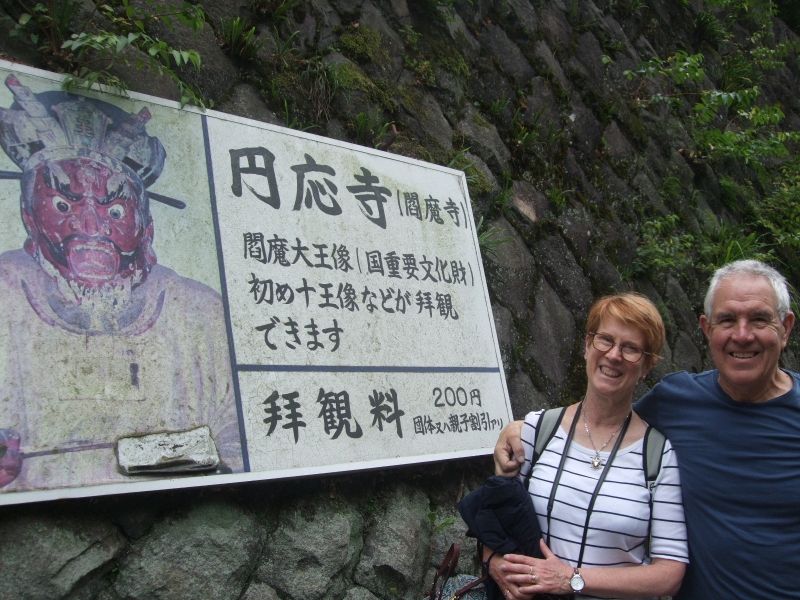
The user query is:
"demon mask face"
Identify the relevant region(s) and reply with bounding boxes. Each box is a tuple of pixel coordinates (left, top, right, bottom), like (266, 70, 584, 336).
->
(0, 74, 167, 293)
(22, 157, 155, 288)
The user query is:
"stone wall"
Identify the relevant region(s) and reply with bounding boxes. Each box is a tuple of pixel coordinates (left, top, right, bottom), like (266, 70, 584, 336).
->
(0, 1, 798, 598)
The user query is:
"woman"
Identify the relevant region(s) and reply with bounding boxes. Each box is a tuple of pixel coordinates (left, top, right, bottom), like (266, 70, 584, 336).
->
(486, 292, 687, 599)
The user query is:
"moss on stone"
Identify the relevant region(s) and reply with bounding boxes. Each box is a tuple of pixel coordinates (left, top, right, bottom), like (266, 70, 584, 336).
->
(338, 26, 388, 66)
(328, 61, 397, 112)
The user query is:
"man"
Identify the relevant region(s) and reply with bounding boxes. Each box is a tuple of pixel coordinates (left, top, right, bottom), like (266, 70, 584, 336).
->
(494, 259, 800, 599)
(0, 74, 242, 492)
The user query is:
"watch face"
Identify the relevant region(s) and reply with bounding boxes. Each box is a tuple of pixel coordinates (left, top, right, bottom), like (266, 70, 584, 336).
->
(570, 571, 585, 592)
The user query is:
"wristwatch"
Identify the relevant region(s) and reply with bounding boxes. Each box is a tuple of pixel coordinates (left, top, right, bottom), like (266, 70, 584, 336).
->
(569, 568, 585, 593)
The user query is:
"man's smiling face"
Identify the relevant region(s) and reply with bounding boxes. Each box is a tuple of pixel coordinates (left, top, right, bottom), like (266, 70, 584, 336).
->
(700, 273, 795, 402)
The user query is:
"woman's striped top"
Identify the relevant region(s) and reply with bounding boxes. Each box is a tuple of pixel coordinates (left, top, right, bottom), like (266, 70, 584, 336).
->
(520, 409, 689, 600)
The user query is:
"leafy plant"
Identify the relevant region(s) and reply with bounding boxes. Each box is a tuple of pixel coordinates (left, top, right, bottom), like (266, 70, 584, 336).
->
(476, 216, 509, 260)
(250, 0, 300, 22)
(399, 25, 421, 49)
(447, 147, 491, 196)
(632, 215, 695, 275)
(488, 98, 510, 119)
(280, 98, 313, 131)
(406, 57, 436, 86)
(300, 58, 340, 123)
(625, 0, 800, 287)
(29, 0, 211, 107)
(698, 222, 775, 271)
(694, 11, 730, 46)
(220, 17, 261, 61)
(546, 186, 571, 210)
(350, 109, 394, 148)
(9, 0, 80, 56)
(338, 24, 386, 64)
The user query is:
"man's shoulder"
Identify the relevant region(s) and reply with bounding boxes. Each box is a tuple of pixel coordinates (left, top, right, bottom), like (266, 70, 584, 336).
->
(636, 370, 718, 422)
(660, 369, 715, 383)
(650, 369, 717, 395)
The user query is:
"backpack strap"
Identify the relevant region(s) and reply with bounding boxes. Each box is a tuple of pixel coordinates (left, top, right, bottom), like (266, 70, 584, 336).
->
(523, 407, 566, 489)
(643, 426, 666, 485)
(642, 425, 666, 560)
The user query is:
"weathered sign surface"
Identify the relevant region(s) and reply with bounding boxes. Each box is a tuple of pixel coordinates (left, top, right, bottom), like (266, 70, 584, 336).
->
(0, 60, 511, 505)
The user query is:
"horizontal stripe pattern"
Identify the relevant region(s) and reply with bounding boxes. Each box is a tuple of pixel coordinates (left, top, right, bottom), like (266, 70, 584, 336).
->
(521, 410, 688, 600)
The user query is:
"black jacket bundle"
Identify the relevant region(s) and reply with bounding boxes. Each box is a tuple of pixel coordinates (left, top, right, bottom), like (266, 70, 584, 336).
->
(457, 475, 545, 600)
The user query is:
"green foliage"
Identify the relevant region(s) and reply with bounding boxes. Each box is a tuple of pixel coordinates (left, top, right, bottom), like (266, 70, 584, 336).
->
(438, 50, 470, 80)
(428, 511, 457, 533)
(448, 148, 492, 197)
(699, 223, 775, 269)
(476, 216, 509, 260)
(15, 0, 210, 107)
(546, 186, 570, 210)
(338, 25, 386, 64)
(659, 175, 683, 202)
(633, 212, 780, 283)
(250, 0, 299, 22)
(350, 109, 394, 148)
(300, 58, 341, 123)
(493, 186, 513, 213)
(269, 28, 301, 68)
(405, 56, 436, 86)
(326, 60, 395, 113)
(10, 0, 80, 53)
(755, 160, 800, 256)
(625, 51, 706, 86)
(694, 11, 730, 46)
(279, 98, 312, 131)
(606, 0, 649, 16)
(508, 108, 565, 170)
(632, 215, 695, 275)
(220, 17, 261, 62)
(488, 98, 510, 119)
(258, 25, 345, 132)
(399, 25, 421, 49)
(625, 1, 800, 286)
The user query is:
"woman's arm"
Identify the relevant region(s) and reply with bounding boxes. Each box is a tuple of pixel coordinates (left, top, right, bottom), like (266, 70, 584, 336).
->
(580, 557, 685, 597)
(502, 541, 685, 598)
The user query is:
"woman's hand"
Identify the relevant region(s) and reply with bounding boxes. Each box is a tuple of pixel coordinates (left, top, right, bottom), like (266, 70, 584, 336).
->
(500, 539, 572, 598)
(488, 552, 536, 600)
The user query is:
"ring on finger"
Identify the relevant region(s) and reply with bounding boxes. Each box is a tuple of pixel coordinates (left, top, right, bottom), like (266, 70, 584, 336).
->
(530, 573, 537, 584)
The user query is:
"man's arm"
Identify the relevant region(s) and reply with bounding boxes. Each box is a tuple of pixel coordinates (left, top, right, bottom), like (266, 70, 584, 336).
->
(493, 420, 525, 476)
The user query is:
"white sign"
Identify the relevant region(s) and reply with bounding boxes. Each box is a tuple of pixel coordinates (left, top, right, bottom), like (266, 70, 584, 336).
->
(0, 60, 511, 505)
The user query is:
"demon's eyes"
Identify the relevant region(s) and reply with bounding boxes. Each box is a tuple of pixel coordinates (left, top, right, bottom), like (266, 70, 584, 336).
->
(108, 204, 125, 220)
(52, 196, 70, 213)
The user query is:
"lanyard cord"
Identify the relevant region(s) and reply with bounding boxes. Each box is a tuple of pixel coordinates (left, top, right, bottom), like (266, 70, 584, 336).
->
(545, 402, 633, 568)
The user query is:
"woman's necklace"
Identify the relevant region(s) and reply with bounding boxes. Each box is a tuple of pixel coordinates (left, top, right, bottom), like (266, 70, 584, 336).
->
(582, 399, 630, 469)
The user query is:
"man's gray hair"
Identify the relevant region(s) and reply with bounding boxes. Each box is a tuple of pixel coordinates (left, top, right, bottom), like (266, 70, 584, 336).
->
(704, 259, 792, 320)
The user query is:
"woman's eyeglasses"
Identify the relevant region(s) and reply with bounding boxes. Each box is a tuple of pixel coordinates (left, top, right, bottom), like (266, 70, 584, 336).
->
(588, 332, 657, 363)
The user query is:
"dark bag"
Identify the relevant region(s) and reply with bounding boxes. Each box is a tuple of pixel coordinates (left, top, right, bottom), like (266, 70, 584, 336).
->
(425, 543, 487, 600)
(456, 475, 544, 600)
(457, 475, 543, 557)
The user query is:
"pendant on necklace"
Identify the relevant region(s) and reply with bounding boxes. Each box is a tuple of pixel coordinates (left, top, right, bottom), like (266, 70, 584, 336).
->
(591, 454, 602, 469)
